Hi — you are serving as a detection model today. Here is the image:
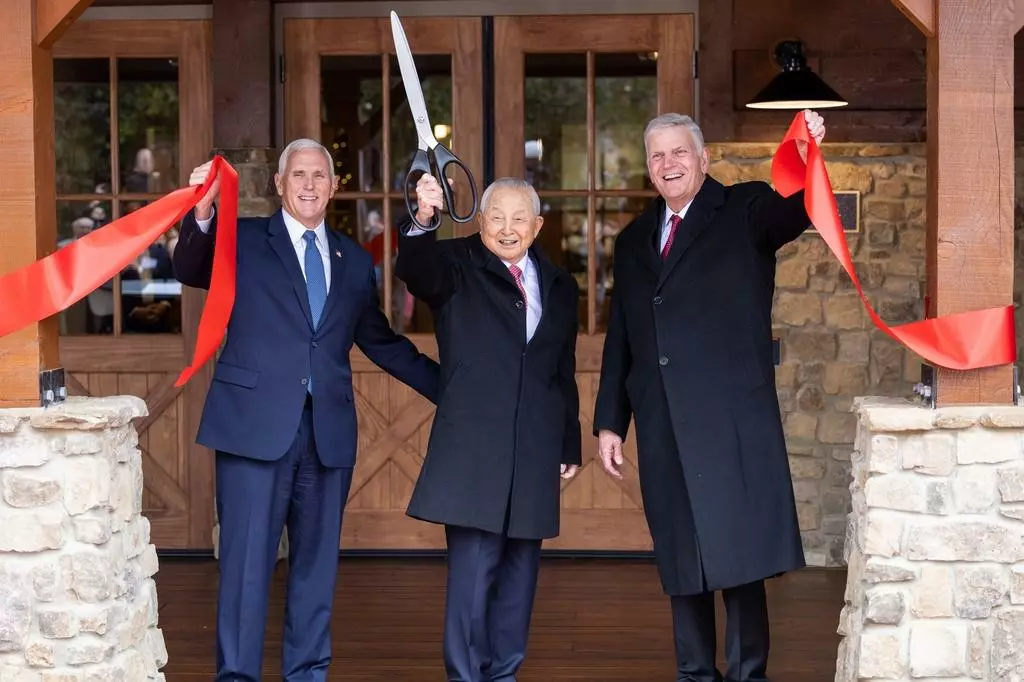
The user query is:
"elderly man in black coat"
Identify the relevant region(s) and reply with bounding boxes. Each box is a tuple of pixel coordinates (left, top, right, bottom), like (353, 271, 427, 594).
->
(593, 109, 826, 682)
(396, 173, 581, 682)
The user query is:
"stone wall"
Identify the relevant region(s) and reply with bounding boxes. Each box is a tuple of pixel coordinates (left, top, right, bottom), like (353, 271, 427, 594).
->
(708, 142, 927, 566)
(0, 397, 166, 681)
(837, 397, 1024, 681)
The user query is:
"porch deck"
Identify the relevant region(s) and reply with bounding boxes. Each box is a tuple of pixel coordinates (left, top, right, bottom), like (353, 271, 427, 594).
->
(155, 556, 845, 680)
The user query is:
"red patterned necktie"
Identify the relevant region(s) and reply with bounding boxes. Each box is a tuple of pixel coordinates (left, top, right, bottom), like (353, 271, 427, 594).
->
(661, 214, 682, 260)
(508, 263, 527, 300)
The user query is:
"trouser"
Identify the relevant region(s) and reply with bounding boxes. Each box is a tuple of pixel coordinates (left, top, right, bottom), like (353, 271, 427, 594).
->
(671, 579, 770, 682)
(442, 524, 543, 682)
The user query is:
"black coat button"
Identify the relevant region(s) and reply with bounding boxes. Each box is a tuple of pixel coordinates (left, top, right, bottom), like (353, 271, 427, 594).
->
(659, 356, 669, 366)
(515, 300, 524, 309)
(653, 296, 663, 305)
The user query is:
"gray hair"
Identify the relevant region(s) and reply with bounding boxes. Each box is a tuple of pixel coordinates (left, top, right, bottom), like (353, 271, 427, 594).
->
(643, 113, 705, 155)
(278, 138, 335, 181)
(479, 177, 541, 216)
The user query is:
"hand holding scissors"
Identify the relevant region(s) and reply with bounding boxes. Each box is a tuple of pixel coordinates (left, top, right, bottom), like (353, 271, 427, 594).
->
(391, 11, 479, 232)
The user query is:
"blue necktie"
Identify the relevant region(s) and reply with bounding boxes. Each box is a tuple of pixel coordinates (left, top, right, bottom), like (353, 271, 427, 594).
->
(303, 231, 327, 392)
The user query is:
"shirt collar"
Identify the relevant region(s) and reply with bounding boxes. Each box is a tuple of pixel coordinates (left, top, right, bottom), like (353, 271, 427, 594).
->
(502, 251, 531, 275)
(665, 198, 694, 228)
(282, 209, 326, 246)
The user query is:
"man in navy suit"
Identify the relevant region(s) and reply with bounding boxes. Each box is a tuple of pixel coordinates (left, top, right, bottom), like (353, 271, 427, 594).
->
(173, 139, 439, 682)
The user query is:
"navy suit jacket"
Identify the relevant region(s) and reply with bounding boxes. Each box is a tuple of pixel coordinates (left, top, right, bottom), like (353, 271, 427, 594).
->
(172, 208, 439, 467)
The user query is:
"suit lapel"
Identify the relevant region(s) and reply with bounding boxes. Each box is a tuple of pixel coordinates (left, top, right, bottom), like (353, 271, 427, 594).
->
(528, 244, 560, 344)
(320, 230, 348, 326)
(627, 198, 664, 278)
(266, 210, 314, 330)
(656, 177, 725, 291)
(469, 236, 532, 341)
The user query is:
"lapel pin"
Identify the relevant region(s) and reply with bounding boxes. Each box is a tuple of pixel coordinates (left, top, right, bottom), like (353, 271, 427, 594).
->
(335, 249, 342, 258)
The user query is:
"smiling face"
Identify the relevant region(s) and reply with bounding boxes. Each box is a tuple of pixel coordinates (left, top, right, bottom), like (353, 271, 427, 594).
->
(645, 124, 709, 213)
(274, 147, 339, 229)
(478, 187, 544, 264)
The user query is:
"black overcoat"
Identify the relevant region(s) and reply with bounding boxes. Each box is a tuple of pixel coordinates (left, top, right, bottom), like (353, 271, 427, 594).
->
(395, 225, 582, 540)
(594, 177, 809, 596)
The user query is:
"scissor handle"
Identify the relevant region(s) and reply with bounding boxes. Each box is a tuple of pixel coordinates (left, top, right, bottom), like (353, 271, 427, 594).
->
(430, 144, 479, 225)
(403, 149, 442, 233)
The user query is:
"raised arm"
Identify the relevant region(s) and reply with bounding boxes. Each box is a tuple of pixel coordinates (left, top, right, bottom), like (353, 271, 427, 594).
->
(394, 218, 460, 308)
(172, 208, 216, 289)
(172, 160, 221, 289)
(394, 173, 460, 307)
(750, 183, 810, 253)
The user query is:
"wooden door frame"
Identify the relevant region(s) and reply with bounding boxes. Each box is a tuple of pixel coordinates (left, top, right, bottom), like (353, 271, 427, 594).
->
(491, 13, 696, 549)
(53, 17, 216, 550)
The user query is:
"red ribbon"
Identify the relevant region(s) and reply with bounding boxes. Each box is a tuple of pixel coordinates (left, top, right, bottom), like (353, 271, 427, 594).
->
(772, 113, 1016, 370)
(0, 156, 238, 387)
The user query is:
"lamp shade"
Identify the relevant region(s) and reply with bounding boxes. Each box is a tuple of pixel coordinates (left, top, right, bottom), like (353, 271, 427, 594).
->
(746, 40, 848, 110)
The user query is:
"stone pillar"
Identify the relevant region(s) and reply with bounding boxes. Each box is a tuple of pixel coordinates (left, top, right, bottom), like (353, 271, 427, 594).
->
(208, 146, 284, 562)
(0, 396, 166, 680)
(837, 397, 1024, 680)
(214, 147, 279, 218)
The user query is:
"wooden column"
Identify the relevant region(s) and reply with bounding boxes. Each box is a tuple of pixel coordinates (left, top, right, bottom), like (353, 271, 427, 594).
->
(213, 0, 272, 148)
(0, 0, 68, 406)
(892, 0, 1016, 406)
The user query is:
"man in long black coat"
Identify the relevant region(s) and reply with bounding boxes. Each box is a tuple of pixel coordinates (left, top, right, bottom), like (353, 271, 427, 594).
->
(396, 174, 581, 682)
(593, 109, 826, 682)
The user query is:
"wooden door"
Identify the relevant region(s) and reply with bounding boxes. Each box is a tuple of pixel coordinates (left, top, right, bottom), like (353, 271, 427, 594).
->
(53, 20, 215, 550)
(282, 17, 483, 549)
(493, 15, 695, 549)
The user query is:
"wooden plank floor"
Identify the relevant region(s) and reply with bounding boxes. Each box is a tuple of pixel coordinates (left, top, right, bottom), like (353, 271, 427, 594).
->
(154, 557, 846, 680)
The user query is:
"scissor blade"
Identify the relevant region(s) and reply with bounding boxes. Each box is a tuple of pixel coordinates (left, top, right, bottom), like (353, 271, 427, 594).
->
(390, 12, 437, 148)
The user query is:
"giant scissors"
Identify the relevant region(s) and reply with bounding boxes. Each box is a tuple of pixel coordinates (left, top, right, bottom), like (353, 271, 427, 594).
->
(391, 11, 479, 231)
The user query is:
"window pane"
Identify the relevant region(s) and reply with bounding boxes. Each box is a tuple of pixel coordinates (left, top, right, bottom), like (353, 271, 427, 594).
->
(536, 196, 587, 330)
(56, 200, 113, 335)
(117, 59, 180, 193)
(54, 59, 111, 195)
(321, 56, 384, 193)
(594, 53, 657, 190)
(524, 54, 587, 191)
(119, 200, 182, 334)
(595, 195, 653, 331)
(389, 54, 452, 196)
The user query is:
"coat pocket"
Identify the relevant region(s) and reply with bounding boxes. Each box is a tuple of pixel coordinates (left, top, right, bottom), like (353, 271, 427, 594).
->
(213, 361, 259, 388)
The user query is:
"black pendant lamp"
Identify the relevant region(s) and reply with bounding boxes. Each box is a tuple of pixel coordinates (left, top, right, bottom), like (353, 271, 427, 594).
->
(746, 40, 848, 110)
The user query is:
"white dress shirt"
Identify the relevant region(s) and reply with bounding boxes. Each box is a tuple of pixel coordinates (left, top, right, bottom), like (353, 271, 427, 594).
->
(660, 199, 694, 253)
(196, 206, 331, 292)
(505, 252, 541, 342)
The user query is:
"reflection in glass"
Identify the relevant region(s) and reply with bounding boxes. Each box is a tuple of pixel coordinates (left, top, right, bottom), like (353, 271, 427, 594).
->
(594, 196, 651, 331)
(524, 54, 586, 191)
(119, 201, 182, 334)
(56, 201, 113, 335)
(594, 53, 657, 190)
(390, 55, 452, 197)
(388, 201, 456, 335)
(533, 197, 587, 330)
(118, 59, 180, 193)
(321, 56, 384, 193)
(54, 59, 112, 195)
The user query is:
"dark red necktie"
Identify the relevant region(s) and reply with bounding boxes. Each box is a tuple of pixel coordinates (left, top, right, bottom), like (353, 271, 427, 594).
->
(661, 214, 681, 259)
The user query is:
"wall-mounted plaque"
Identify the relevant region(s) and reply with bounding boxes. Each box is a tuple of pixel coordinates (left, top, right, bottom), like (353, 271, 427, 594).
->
(810, 189, 860, 234)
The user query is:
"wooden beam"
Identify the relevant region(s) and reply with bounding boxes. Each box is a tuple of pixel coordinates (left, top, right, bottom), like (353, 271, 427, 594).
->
(213, 0, 272, 148)
(0, 0, 60, 407)
(891, 0, 935, 37)
(923, 0, 1015, 405)
(36, 0, 93, 49)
